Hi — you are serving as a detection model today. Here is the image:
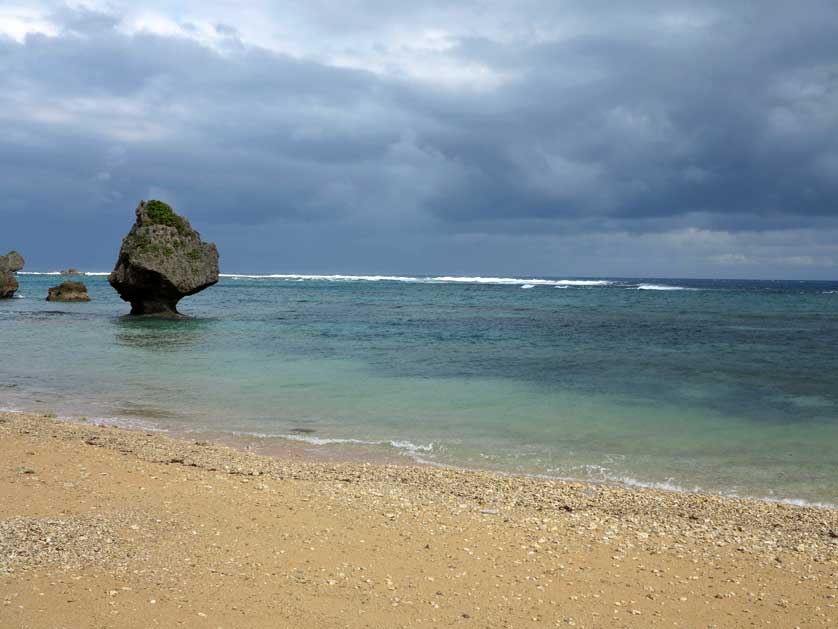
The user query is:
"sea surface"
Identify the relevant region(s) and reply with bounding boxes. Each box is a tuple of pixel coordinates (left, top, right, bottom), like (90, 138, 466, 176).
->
(2, 273, 838, 505)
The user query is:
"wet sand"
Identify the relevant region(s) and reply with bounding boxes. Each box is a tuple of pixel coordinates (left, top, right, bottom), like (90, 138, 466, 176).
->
(1, 410, 836, 627)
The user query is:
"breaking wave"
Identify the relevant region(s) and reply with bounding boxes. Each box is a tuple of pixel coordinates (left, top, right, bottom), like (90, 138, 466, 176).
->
(18, 271, 707, 292)
(220, 273, 613, 287)
(635, 284, 694, 291)
(272, 433, 435, 458)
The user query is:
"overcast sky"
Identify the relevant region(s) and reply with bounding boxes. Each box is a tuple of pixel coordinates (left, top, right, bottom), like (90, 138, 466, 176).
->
(1, 1, 837, 278)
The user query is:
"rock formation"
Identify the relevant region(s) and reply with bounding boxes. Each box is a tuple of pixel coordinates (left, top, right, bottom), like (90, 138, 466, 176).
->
(61, 268, 82, 275)
(0, 251, 25, 299)
(109, 200, 219, 316)
(46, 281, 91, 302)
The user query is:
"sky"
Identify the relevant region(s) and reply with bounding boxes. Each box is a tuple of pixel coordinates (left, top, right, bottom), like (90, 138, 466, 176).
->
(1, 1, 837, 278)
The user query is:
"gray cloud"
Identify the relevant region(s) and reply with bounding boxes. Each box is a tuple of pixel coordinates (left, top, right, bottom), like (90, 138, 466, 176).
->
(0, 1, 837, 277)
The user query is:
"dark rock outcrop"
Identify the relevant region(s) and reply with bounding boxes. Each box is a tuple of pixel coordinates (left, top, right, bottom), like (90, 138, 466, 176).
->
(61, 268, 82, 275)
(0, 251, 25, 299)
(109, 200, 219, 316)
(46, 281, 91, 302)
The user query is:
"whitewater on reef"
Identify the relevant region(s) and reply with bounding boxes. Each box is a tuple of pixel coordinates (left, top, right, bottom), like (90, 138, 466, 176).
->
(11, 272, 708, 291)
(219, 273, 615, 287)
(635, 284, 696, 291)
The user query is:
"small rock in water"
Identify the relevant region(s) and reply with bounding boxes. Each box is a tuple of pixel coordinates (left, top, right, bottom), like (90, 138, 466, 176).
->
(0, 251, 24, 299)
(46, 281, 91, 302)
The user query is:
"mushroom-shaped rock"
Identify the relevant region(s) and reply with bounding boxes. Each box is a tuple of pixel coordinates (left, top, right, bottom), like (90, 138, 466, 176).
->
(109, 200, 219, 316)
(47, 280, 91, 302)
(0, 250, 25, 299)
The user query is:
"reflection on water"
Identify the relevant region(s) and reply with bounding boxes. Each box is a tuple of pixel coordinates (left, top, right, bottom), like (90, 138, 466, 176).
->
(112, 317, 214, 351)
(12, 310, 90, 321)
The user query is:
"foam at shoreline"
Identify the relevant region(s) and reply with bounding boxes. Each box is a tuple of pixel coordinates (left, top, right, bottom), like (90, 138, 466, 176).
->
(4, 407, 833, 510)
(240, 430, 435, 457)
(160, 428, 838, 508)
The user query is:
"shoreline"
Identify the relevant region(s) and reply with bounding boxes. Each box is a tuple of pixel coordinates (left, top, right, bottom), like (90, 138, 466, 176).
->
(122, 422, 838, 511)
(2, 410, 837, 627)
(3, 409, 838, 556)
(4, 405, 838, 511)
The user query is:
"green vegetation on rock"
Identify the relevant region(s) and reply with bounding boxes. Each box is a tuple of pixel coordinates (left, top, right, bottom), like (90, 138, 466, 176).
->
(145, 200, 189, 234)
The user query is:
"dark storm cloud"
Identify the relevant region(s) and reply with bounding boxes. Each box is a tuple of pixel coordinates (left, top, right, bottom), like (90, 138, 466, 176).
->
(0, 1, 837, 276)
(425, 6, 838, 228)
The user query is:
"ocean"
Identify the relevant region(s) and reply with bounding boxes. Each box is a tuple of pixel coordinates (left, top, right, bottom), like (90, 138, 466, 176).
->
(2, 272, 837, 505)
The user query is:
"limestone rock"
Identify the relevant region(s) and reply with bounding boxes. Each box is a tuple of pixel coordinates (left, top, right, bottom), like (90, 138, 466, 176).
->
(0, 251, 25, 299)
(108, 200, 219, 316)
(46, 281, 91, 302)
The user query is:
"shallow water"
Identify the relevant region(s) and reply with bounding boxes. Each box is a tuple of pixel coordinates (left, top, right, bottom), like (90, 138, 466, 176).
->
(2, 273, 838, 505)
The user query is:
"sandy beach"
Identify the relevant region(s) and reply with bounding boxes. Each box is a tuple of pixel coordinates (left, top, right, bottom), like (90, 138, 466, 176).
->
(0, 410, 836, 628)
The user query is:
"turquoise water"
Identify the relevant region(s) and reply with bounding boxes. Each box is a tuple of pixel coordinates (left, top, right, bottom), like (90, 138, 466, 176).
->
(2, 273, 838, 505)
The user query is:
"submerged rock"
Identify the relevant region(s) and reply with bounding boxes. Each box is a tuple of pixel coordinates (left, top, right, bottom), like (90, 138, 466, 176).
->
(0, 251, 25, 299)
(109, 200, 219, 316)
(46, 281, 91, 302)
